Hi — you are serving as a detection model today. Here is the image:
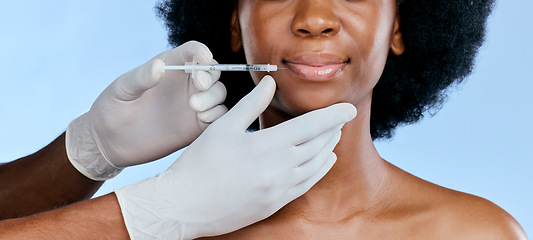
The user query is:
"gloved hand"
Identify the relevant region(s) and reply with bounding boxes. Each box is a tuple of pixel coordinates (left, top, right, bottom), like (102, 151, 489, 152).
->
(114, 76, 357, 240)
(66, 41, 227, 180)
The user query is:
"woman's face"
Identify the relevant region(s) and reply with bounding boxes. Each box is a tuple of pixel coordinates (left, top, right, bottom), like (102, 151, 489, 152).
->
(232, 0, 403, 116)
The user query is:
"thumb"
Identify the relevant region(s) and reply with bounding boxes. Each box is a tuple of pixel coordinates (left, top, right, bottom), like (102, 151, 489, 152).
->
(222, 75, 276, 130)
(113, 59, 165, 101)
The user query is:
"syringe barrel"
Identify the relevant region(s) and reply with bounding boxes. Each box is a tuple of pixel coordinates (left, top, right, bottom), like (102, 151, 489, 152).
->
(176, 63, 278, 73)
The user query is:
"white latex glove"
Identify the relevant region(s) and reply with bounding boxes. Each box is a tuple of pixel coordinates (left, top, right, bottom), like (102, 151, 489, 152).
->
(66, 41, 227, 180)
(114, 76, 357, 240)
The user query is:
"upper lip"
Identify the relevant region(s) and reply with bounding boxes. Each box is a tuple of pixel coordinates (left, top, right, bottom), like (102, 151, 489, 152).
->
(283, 53, 349, 66)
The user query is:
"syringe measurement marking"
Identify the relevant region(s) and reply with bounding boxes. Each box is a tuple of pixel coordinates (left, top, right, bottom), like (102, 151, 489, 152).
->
(165, 63, 278, 72)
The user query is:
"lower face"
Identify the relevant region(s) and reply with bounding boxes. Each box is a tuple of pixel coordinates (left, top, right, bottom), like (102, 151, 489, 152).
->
(235, 0, 398, 118)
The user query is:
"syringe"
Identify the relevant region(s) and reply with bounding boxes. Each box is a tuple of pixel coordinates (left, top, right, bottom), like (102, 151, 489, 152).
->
(164, 62, 279, 73)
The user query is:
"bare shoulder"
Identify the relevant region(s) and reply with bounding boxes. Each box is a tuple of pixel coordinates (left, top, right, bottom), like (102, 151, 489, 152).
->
(388, 164, 527, 240)
(410, 176, 528, 239)
(439, 189, 527, 239)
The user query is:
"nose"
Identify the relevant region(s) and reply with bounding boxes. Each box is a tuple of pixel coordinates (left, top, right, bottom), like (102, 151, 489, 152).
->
(290, 0, 341, 38)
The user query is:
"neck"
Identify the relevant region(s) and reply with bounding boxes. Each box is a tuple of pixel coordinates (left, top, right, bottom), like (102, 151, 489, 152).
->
(260, 97, 391, 223)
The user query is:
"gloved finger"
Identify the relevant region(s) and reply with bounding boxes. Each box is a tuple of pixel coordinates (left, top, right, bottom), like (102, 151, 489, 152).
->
(164, 40, 214, 65)
(190, 81, 227, 112)
(191, 59, 222, 91)
(287, 152, 337, 201)
(208, 59, 222, 82)
(293, 129, 341, 183)
(197, 104, 229, 124)
(113, 59, 165, 101)
(194, 59, 222, 91)
(293, 124, 344, 167)
(192, 71, 212, 91)
(257, 103, 356, 146)
(220, 75, 276, 130)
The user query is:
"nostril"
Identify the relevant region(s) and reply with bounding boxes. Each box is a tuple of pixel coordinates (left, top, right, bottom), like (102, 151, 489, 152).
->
(297, 28, 335, 37)
(298, 29, 311, 35)
(322, 28, 334, 35)
(291, 16, 340, 37)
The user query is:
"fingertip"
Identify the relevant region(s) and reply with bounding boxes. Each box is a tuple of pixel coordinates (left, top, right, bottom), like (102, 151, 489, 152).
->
(197, 104, 228, 124)
(291, 152, 337, 198)
(261, 75, 276, 85)
(329, 129, 343, 153)
(322, 152, 337, 174)
(332, 103, 357, 122)
(197, 51, 214, 65)
(257, 75, 276, 104)
(193, 41, 214, 64)
(347, 104, 357, 120)
(189, 94, 204, 112)
(323, 153, 337, 173)
(194, 69, 222, 92)
(193, 71, 212, 91)
(258, 75, 276, 96)
(329, 152, 338, 164)
(179, 41, 213, 65)
(336, 129, 342, 141)
(190, 82, 227, 112)
(208, 59, 222, 81)
(151, 59, 165, 82)
(197, 111, 210, 124)
(247, 75, 276, 101)
(225, 75, 276, 130)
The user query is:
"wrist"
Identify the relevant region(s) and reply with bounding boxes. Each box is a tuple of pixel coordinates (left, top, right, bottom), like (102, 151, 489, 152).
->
(66, 114, 123, 181)
(0, 194, 130, 240)
(114, 174, 202, 240)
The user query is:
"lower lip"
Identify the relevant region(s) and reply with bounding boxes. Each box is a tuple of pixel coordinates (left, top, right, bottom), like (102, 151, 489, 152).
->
(285, 62, 345, 81)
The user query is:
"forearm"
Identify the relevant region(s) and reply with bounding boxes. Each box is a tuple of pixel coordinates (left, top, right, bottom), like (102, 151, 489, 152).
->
(0, 133, 104, 219)
(0, 193, 129, 239)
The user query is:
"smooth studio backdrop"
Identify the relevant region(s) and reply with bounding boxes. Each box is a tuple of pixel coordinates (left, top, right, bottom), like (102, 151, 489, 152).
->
(0, 0, 531, 234)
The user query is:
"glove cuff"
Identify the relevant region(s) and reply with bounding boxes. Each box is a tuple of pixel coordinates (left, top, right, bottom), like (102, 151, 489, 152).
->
(66, 114, 123, 181)
(114, 176, 190, 240)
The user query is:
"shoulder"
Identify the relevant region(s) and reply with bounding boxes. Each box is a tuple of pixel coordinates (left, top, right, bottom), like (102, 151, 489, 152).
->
(391, 167, 527, 240)
(423, 184, 527, 239)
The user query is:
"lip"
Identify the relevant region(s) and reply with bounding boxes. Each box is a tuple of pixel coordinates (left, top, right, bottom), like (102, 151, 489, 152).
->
(283, 53, 348, 81)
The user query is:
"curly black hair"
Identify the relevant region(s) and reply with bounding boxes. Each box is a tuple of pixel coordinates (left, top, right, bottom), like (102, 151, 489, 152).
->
(156, 0, 495, 140)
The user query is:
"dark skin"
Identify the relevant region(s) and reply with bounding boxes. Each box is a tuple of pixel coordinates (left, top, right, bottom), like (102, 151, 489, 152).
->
(0, 133, 103, 219)
(0, 193, 129, 239)
(200, 0, 526, 239)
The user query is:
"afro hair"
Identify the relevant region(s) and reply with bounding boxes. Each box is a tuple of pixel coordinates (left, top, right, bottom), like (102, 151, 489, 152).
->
(156, 0, 495, 140)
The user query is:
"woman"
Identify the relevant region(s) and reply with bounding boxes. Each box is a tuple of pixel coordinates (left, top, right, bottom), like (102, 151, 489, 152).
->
(157, 0, 526, 238)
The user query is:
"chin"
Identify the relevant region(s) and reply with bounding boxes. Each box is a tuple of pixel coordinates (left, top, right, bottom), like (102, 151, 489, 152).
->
(272, 88, 343, 116)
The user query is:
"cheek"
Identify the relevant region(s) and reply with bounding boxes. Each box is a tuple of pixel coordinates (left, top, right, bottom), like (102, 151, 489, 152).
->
(240, 16, 287, 88)
(345, 9, 394, 83)
(240, 11, 279, 65)
(339, 9, 395, 103)
(359, 28, 393, 88)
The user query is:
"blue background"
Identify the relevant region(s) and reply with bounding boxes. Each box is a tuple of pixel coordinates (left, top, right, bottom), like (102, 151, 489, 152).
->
(0, 0, 531, 234)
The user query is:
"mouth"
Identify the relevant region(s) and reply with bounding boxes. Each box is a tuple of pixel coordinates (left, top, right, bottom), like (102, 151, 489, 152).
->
(283, 54, 349, 81)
